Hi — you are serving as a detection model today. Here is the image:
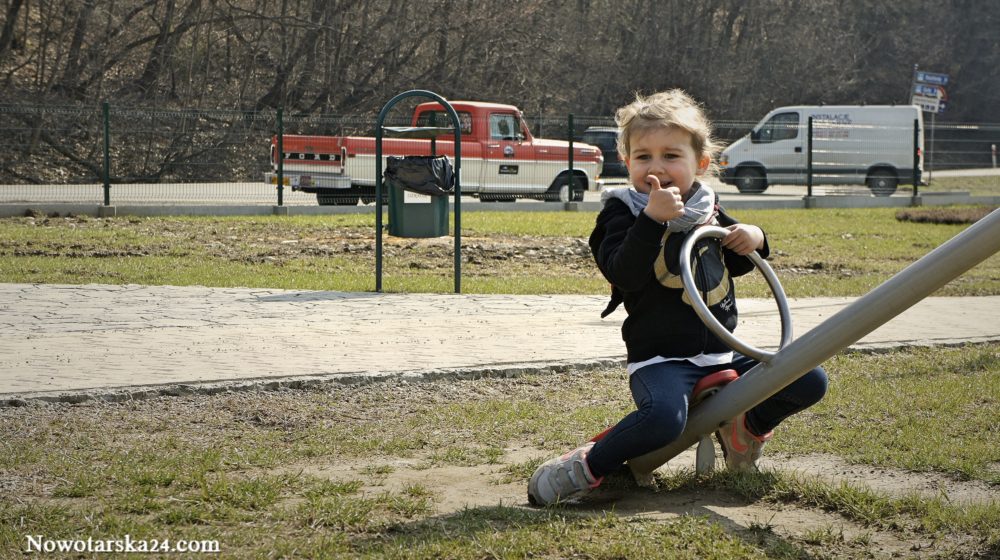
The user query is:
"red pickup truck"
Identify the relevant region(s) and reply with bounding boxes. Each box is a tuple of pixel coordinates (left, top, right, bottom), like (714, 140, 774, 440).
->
(267, 101, 604, 205)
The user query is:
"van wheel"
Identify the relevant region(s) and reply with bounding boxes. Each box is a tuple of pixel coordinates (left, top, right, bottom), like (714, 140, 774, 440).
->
(735, 169, 767, 194)
(867, 170, 898, 197)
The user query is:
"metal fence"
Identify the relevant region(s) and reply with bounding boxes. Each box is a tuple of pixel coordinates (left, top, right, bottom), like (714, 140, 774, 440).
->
(0, 103, 997, 208)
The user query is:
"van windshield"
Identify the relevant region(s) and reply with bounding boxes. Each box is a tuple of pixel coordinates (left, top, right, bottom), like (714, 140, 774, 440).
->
(754, 112, 800, 143)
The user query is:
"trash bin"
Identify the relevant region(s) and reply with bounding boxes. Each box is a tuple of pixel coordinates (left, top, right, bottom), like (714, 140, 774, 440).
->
(384, 155, 452, 238)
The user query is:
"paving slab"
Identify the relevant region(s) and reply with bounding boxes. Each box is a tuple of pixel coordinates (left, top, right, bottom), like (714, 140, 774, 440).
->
(1, 283, 998, 404)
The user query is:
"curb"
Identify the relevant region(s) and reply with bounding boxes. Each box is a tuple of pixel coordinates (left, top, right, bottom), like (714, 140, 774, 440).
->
(1, 358, 626, 408)
(6, 338, 996, 408)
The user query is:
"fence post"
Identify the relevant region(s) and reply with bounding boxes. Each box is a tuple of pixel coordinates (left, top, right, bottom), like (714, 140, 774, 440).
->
(567, 113, 574, 205)
(276, 107, 284, 206)
(102, 101, 111, 206)
(806, 117, 813, 198)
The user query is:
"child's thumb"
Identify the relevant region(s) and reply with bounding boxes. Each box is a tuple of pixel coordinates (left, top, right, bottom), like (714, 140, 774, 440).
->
(646, 175, 662, 190)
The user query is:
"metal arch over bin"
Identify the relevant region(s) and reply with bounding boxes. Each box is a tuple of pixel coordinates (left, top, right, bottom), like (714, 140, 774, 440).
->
(374, 90, 463, 293)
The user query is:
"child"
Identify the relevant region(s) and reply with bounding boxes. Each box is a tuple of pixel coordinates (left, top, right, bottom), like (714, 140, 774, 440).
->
(528, 90, 828, 506)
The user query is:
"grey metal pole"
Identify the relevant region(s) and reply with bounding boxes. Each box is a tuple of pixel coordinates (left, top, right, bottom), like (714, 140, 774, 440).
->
(629, 209, 1000, 473)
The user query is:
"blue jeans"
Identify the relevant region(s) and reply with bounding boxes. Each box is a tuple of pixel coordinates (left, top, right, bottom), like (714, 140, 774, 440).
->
(585, 354, 828, 478)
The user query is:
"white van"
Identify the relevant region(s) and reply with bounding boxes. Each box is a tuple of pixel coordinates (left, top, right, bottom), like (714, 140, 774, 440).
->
(719, 105, 924, 196)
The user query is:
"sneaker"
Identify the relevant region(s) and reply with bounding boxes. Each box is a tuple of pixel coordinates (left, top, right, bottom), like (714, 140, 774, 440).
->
(527, 442, 603, 506)
(715, 413, 772, 472)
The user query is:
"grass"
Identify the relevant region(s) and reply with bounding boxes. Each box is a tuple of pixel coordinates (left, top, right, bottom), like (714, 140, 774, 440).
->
(2, 207, 998, 556)
(908, 174, 1000, 197)
(775, 345, 1000, 482)
(1, 345, 998, 558)
(1, 207, 998, 296)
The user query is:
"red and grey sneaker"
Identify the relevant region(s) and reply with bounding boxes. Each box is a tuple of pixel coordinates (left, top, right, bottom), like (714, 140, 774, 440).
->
(527, 442, 603, 506)
(715, 412, 773, 472)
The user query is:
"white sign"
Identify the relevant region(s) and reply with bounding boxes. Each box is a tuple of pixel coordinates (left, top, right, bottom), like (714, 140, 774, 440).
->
(403, 190, 432, 204)
(911, 94, 941, 113)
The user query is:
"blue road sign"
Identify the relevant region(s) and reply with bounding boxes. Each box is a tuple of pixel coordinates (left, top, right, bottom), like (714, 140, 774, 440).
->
(914, 84, 941, 96)
(916, 71, 949, 86)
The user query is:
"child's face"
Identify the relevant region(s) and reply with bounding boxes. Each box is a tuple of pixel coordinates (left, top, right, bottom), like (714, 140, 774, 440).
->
(624, 126, 709, 198)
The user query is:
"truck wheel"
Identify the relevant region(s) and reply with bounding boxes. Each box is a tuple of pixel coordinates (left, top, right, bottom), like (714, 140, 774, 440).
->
(481, 194, 517, 203)
(866, 170, 898, 197)
(735, 169, 767, 194)
(548, 176, 584, 202)
(359, 186, 387, 205)
(317, 193, 359, 206)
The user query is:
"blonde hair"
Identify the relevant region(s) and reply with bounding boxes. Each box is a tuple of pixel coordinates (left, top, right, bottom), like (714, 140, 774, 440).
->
(615, 89, 720, 177)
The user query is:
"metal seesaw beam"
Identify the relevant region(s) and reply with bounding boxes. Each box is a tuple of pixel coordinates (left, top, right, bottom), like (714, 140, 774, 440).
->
(628, 208, 1000, 474)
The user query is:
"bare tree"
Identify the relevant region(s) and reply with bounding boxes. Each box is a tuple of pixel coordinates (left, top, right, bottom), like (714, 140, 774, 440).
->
(1, 0, 997, 183)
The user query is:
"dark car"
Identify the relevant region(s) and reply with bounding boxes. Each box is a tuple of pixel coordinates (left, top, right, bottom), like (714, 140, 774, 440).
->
(581, 127, 628, 178)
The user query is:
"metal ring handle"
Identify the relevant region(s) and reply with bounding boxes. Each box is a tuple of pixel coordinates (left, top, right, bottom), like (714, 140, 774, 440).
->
(679, 225, 793, 362)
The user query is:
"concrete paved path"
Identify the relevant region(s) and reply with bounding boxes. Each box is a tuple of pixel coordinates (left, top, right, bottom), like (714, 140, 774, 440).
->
(2, 283, 998, 404)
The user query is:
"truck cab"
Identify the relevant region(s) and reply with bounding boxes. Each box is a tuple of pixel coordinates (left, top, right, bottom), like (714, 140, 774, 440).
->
(269, 101, 603, 205)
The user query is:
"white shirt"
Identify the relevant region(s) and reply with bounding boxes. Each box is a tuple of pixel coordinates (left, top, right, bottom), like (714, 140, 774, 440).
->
(627, 351, 734, 375)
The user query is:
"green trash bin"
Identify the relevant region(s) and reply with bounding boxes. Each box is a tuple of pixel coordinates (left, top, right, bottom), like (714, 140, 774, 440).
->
(385, 155, 452, 238)
(387, 182, 448, 238)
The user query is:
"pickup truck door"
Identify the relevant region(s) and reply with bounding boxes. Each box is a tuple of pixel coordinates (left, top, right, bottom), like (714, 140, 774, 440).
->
(483, 112, 538, 194)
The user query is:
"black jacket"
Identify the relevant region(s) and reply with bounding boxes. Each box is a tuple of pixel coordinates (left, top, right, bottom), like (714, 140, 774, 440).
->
(588, 196, 769, 363)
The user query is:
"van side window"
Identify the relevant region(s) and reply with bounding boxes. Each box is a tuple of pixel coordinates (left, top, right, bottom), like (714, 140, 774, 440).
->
(490, 114, 521, 140)
(755, 112, 800, 143)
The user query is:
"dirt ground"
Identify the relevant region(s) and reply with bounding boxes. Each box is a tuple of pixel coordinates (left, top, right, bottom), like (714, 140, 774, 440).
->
(5, 363, 999, 558)
(10, 214, 596, 278)
(249, 375, 998, 559)
(304, 444, 996, 559)
(6, 213, 999, 556)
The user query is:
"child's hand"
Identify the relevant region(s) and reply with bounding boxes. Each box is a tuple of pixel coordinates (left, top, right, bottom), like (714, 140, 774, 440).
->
(641, 175, 684, 224)
(721, 224, 765, 255)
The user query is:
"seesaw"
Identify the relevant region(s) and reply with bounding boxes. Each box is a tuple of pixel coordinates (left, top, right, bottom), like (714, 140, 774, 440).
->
(598, 209, 1000, 481)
